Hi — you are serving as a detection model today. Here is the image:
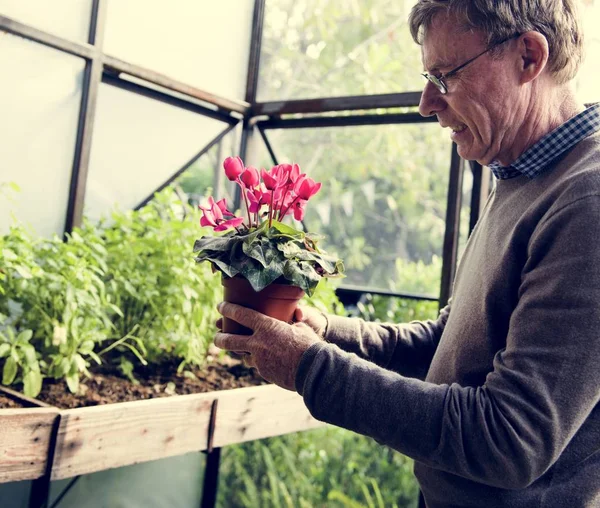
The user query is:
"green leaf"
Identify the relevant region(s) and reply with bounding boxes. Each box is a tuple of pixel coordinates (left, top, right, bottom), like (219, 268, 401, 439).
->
(21, 344, 37, 365)
(2, 249, 18, 261)
(242, 237, 281, 268)
(283, 261, 321, 296)
(0, 344, 10, 358)
(58, 358, 71, 377)
(66, 373, 79, 393)
(269, 220, 304, 238)
(88, 351, 102, 365)
(23, 369, 42, 398)
(14, 265, 33, 279)
(2, 357, 18, 385)
(79, 340, 95, 355)
(73, 354, 87, 372)
(16, 329, 33, 343)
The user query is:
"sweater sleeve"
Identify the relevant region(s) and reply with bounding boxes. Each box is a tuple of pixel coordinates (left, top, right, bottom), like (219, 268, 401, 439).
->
(322, 305, 450, 379)
(296, 196, 600, 490)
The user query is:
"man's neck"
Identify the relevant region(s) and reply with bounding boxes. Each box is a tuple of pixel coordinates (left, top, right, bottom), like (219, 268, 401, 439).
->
(499, 85, 585, 166)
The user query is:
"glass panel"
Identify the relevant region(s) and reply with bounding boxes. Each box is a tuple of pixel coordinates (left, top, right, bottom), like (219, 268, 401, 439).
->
(259, 122, 451, 294)
(0, 33, 85, 238)
(49, 453, 204, 508)
(258, 0, 423, 101)
(104, 0, 254, 101)
(0, 0, 92, 42)
(576, 0, 600, 103)
(84, 83, 230, 222)
(175, 127, 241, 208)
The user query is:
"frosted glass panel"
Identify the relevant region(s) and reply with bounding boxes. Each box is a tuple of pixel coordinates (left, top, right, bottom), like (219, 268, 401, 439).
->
(85, 83, 228, 221)
(0, 0, 92, 42)
(104, 0, 253, 100)
(577, 0, 600, 103)
(0, 33, 85, 237)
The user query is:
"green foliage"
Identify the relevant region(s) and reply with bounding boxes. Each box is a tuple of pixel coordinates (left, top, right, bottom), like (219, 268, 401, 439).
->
(100, 192, 223, 370)
(354, 257, 442, 323)
(0, 319, 41, 397)
(0, 190, 226, 392)
(194, 220, 344, 295)
(218, 427, 419, 508)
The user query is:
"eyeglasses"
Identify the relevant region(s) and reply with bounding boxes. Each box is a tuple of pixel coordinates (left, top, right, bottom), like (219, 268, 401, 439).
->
(421, 35, 520, 94)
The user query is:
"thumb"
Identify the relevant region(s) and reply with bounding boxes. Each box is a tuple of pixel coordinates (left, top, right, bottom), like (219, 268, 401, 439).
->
(294, 306, 305, 323)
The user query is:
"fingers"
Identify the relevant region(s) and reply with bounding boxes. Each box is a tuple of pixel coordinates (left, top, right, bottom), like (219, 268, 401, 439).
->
(217, 302, 269, 330)
(214, 331, 252, 353)
(215, 317, 223, 330)
(242, 354, 256, 369)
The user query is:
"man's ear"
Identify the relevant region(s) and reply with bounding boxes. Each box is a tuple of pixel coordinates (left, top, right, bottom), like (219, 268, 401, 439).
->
(517, 31, 549, 84)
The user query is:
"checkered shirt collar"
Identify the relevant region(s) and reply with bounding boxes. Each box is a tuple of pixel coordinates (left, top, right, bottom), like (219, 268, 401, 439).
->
(488, 103, 600, 180)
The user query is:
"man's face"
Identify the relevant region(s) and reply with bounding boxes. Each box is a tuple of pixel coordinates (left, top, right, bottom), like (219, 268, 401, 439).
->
(419, 15, 522, 166)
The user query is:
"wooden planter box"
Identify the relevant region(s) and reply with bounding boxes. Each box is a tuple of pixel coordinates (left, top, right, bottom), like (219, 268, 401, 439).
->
(0, 386, 59, 483)
(0, 384, 323, 483)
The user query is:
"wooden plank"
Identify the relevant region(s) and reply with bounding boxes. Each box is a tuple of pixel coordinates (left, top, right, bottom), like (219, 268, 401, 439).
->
(0, 408, 59, 483)
(212, 384, 324, 448)
(0, 384, 52, 408)
(51, 393, 216, 480)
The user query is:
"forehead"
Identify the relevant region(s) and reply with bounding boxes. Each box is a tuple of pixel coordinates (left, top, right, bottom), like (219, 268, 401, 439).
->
(421, 14, 486, 72)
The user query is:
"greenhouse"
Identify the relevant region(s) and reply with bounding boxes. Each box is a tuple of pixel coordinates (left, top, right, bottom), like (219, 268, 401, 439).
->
(1, 1, 600, 507)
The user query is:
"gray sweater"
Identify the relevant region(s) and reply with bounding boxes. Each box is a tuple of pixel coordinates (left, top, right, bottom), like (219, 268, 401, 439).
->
(295, 131, 600, 507)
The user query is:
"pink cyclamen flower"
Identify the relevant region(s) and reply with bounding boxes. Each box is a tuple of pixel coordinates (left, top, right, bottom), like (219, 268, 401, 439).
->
(247, 188, 264, 214)
(215, 198, 235, 216)
(261, 166, 285, 190)
(289, 163, 301, 184)
(214, 217, 244, 231)
(223, 156, 245, 181)
(199, 196, 223, 227)
(199, 196, 244, 231)
(293, 199, 307, 221)
(240, 166, 260, 188)
(295, 176, 322, 200)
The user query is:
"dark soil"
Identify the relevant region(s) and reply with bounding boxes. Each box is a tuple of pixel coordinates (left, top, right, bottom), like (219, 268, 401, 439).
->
(0, 394, 24, 408)
(10, 352, 266, 410)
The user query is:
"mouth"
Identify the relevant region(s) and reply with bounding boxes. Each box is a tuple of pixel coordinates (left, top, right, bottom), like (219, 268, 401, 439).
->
(448, 124, 467, 134)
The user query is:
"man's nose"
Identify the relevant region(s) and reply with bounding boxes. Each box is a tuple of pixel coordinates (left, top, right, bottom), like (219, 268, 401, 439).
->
(418, 81, 446, 117)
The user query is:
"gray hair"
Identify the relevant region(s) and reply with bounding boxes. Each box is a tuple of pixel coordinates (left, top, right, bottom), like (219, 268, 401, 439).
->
(409, 0, 585, 84)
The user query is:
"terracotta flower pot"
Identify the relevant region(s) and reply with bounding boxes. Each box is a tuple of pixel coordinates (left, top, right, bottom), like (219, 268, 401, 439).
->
(221, 276, 305, 335)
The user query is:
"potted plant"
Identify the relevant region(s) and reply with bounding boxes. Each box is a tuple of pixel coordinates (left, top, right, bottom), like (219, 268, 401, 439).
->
(193, 156, 344, 333)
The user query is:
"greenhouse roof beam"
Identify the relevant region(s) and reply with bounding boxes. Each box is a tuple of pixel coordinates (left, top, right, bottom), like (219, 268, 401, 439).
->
(0, 14, 96, 60)
(103, 56, 250, 117)
(101, 72, 240, 126)
(252, 92, 423, 116)
(254, 112, 437, 130)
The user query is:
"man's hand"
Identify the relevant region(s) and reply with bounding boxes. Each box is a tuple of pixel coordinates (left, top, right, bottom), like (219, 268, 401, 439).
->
(294, 305, 328, 338)
(214, 302, 322, 391)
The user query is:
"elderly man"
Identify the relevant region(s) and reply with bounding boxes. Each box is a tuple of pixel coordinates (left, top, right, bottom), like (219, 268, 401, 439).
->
(215, 0, 600, 506)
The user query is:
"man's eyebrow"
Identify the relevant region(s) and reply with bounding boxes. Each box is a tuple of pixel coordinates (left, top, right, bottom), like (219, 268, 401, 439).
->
(424, 59, 453, 74)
